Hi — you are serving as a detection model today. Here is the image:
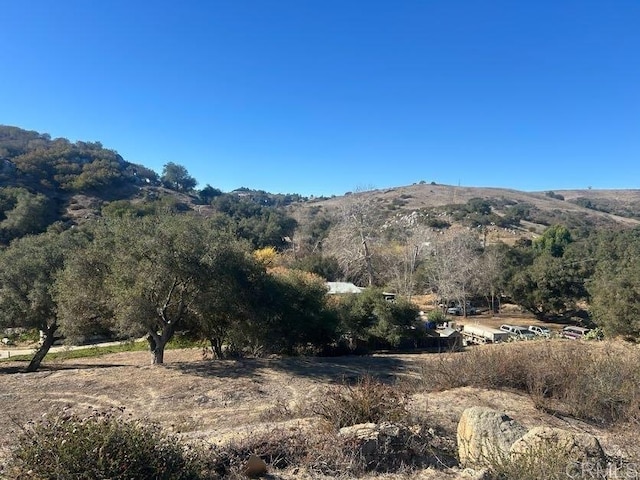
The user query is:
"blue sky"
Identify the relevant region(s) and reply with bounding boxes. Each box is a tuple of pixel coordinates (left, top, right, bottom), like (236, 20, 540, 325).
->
(1, 1, 639, 197)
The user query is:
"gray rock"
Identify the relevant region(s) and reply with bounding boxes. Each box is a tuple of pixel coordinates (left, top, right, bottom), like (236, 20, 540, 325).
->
(510, 426, 606, 466)
(338, 422, 418, 468)
(457, 406, 527, 467)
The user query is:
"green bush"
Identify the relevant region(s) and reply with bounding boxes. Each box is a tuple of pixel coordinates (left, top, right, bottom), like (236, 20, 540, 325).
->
(11, 409, 202, 479)
(427, 309, 446, 323)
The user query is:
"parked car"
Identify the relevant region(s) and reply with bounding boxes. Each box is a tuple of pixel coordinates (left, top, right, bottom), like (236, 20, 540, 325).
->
(559, 326, 590, 340)
(499, 324, 536, 340)
(528, 325, 551, 337)
(446, 304, 477, 316)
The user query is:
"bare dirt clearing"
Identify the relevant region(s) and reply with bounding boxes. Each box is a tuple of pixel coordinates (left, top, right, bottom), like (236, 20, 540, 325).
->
(1, 344, 634, 479)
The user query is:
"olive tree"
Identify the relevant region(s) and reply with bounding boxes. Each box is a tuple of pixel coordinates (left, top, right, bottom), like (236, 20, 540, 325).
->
(0, 229, 85, 371)
(189, 240, 265, 359)
(57, 215, 219, 364)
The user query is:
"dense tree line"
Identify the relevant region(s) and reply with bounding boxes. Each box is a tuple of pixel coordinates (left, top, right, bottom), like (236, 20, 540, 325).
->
(3, 126, 640, 372)
(0, 214, 422, 371)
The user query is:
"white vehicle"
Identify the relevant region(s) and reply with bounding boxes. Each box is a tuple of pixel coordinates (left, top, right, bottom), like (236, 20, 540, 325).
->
(447, 304, 477, 316)
(499, 324, 536, 340)
(528, 325, 551, 337)
(560, 326, 590, 340)
(462, 324, 511, 344)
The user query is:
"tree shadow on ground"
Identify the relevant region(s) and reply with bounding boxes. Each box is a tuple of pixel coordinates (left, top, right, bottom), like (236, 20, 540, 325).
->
(165, 353, 422, 384)
(0, 362, 131, 375)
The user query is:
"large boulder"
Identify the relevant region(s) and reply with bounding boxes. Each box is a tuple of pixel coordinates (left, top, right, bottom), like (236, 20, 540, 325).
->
(509, 427, 606, 467)
(457, 406, 527, 467)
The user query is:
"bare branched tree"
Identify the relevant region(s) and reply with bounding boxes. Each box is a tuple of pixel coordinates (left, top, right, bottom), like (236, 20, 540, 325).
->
(323, 188, 382, 286)
(377, 225, 434, 297)
(427, 231, 483, 315)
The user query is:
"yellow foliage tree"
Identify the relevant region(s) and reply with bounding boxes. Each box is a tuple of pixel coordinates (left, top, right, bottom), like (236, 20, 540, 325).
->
(253, 246, 278, 267)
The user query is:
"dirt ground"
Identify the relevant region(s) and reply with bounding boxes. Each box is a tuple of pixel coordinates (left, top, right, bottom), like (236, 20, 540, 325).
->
(0, 340, 632, 479)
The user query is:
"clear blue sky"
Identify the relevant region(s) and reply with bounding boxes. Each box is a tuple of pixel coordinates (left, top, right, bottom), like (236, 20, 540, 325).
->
(1, 1, 639, 197)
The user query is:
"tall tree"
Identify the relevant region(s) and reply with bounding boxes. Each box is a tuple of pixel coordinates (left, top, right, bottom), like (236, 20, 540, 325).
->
(0, 230, 84, 371)
(427, 232, 482, 316)
(58, 215, 217, 364)
(323, 189, 383, 286)
(503, 226, 589, 320)
(190, 240, 265, 359)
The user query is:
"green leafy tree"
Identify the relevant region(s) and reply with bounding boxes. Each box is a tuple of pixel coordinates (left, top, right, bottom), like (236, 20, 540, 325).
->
(0, 230, 85, 371)
(589, 228, 640, 338)
(534, 224, 573, 257)
(58, 215, 215, 364)
(161, 162, 197, 192)
(334, 288, 420, 350)
(254, 268, 339, 354)
(291, 254, 342, 281)
(189, 239, 265, 358)
(212, 194, 298, 250)
(502, 227, 590, 319)
(0, 189, 55, 244)
(197, 184, 223, 204)
(55, 225, 116, 343)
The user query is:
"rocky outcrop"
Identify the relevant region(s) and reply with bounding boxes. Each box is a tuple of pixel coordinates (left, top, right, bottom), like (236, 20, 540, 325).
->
(457, 406, 608, 476)
(337, 421, 450, 471)
(339, 422, 415, 467)
(457, 406, 527, 467)
(509, 426, 606, 466)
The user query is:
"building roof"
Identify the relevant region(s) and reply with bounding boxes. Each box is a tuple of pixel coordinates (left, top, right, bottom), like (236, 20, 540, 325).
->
(326, 282, 364, 294)
(436, 327, 462, 338)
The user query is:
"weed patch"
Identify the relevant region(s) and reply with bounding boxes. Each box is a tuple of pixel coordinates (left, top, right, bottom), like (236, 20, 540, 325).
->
(417, 340, 640, 425)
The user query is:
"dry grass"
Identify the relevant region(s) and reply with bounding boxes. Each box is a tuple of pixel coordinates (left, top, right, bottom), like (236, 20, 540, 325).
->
(416, 340, 640, 426)
(2, 340, 640, 478)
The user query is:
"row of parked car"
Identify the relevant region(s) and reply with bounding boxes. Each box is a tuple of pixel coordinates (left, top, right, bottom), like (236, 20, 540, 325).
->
(499, 324, 591, 340)
(446, 304, 478, 316)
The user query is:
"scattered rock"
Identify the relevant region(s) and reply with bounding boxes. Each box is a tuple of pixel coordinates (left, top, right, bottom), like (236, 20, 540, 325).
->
(457, 406, 527, 467)
(338, 422, 424, 469)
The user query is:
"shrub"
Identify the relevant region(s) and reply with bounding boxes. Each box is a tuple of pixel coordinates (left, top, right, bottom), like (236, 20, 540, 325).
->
(427, 309, 446, 324)
(11, 408, 201, 480)
(417, 341, 640, 425)
(483, 440, 587, 480)
(312, 375, 409, 429)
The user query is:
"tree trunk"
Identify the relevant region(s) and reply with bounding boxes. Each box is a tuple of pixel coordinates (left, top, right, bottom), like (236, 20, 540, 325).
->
(362, 239, 374, 287)
(153, 345, 165, 364)
(147, 322, 177, 365)
(147, 333, 167, 364)
(209, 337, 223, 359)
(26, 322, 57, 373)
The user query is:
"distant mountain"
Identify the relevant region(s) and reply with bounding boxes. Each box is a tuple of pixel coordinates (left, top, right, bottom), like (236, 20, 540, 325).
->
(286, 183, 640, 245)
(3, 125, 639, 248)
